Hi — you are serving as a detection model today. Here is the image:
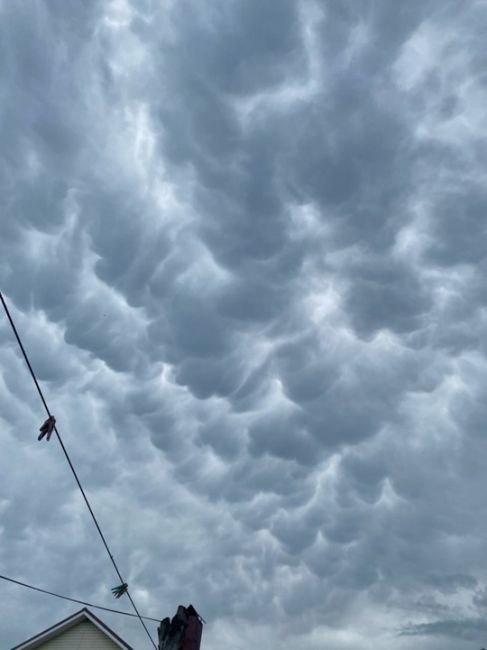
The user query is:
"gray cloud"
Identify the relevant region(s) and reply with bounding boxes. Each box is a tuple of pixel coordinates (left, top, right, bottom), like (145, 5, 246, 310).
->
(2, 1, 487, 649)
(401, 618, 487, 641)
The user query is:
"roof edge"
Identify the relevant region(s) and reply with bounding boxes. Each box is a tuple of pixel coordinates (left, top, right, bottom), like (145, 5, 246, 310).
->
(10, 607, 135, 650)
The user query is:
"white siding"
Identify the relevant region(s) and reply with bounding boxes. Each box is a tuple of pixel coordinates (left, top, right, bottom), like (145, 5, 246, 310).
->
(36, 620, 121, 650)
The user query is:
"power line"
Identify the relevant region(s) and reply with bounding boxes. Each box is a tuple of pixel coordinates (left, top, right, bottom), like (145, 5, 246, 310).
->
(0, 291, 157, 650)
(0, 574, 160, 622)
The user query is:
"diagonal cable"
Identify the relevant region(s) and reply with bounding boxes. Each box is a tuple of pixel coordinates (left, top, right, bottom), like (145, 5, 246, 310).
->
(0, 574, 160, 622)
(0, 291, 157, 649)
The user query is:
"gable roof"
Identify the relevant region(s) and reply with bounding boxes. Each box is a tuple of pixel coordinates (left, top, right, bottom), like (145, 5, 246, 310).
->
(10, 607, 135, 650)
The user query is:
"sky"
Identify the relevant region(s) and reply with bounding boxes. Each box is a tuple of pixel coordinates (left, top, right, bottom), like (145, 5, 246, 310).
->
(1, 1, 487, 649)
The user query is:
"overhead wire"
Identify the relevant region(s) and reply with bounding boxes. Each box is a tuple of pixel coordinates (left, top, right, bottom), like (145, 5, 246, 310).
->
(0, 574, 160, 622)
(0, 291, 158, 650)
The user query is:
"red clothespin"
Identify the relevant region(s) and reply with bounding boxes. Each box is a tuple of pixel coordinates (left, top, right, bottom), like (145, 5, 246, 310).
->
(38, 415, 56, 441)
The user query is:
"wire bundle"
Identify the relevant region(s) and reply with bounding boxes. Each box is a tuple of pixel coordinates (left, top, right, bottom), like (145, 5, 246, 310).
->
(0, 291, 157, 649)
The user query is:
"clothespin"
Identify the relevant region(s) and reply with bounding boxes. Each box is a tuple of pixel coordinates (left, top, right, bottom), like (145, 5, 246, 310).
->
(111, 582, 128, 599)
(38, 415, 56, 441)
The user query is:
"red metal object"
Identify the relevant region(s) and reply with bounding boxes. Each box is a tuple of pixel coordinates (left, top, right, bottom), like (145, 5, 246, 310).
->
(158, 604, 203, 650)
(182, 606, 202, 650)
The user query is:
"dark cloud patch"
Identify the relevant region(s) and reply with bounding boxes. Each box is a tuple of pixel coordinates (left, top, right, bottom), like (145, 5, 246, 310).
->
(248, 409, 320, 466)
(343, 257, 430, 337)
(429, 573, 477, 595)
(218, 274, 291, 323)
(426, 185, 487, 267)
(275, 337, 336, 404)
(159, 0, 303, 97)
(197, 415, 245, 460)
(401, 618, 487, 641)
(174, 356, 243, 399)
(338, 452, 387, 505)
(284, 98, 409, 246)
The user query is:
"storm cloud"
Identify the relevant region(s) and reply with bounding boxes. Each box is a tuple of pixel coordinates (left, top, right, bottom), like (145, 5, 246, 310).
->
(2, 1, 487, 649)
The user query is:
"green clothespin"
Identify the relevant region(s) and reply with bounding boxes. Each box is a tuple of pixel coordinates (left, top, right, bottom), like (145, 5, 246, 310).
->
(111, 582, 128, 599)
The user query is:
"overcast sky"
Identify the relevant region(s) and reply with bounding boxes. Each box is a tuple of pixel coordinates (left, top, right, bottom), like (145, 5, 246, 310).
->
(1, 1, 487, 649)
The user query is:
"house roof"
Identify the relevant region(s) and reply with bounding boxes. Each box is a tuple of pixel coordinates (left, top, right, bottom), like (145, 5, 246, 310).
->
(10, 607, 135, 650)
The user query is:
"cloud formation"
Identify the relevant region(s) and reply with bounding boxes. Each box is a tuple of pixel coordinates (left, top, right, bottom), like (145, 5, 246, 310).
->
(2, 1, 487, 649)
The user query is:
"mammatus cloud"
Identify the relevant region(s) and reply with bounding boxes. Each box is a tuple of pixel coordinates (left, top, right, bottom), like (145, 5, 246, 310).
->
(2, 1, 487, 649)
